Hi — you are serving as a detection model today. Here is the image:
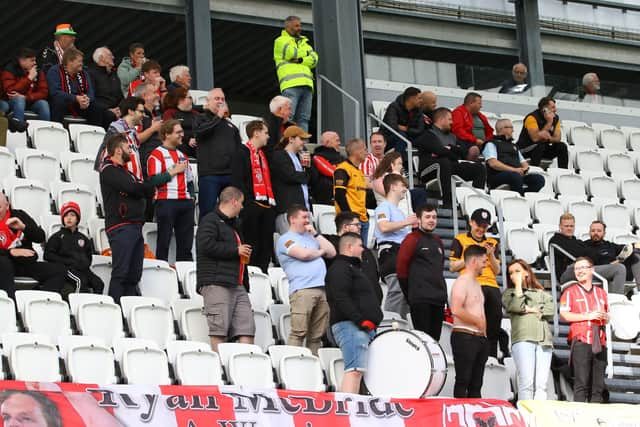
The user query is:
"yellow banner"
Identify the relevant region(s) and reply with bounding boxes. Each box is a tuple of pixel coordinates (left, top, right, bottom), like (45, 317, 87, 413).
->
(518, 399, 640, 427)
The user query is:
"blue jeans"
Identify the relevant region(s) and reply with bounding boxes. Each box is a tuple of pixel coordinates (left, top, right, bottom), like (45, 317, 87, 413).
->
(360, 220, 369, 248)
(282, 86, 312, 132)
(198, 174, 231, 221)
(107, 223, 144, 304)
(511, 341, 553, 400)
(0, 100, 8, 114)
(332, 321, 376, 372)
(488, 171, 545, 196)
(9, 97, 50, 121)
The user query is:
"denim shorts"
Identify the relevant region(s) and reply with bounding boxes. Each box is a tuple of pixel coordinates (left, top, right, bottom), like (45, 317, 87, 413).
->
(331, 321, 375, 372)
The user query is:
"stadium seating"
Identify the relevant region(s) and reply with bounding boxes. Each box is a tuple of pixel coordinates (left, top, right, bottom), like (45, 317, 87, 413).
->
(166, 340, 224, 386)
(120, 296, 175, 348)
(58, 335, 117, 384)
(114, 337, 171, 385)
(2, 332, 61, 382)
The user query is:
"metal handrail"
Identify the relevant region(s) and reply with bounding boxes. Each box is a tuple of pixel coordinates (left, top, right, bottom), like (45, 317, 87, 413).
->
(316, 74, 361, 140)
(549, 243, 614, 378)
(368, 114, 414, 189)
(451, 175, 507, 290)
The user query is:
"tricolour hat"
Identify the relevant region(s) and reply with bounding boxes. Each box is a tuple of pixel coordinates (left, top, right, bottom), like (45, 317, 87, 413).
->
(54, 24, 77, 36)
(60, 201, 81, 223)
(282, 125, 311, 140)
(470, 208, 491, 226)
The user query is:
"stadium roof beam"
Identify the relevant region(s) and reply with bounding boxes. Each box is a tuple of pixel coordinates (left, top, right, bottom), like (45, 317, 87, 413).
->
(558, 0, 640, 13)
(185, 0, 214, 90)
(515, 0, 545, 94)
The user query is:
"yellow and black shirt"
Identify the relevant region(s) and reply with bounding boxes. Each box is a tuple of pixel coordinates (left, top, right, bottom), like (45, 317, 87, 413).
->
(449, 232, 500, 288)
(333, 160, 368, 223)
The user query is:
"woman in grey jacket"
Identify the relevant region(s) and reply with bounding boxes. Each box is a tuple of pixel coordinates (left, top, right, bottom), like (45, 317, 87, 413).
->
(502, 259, 555, 401)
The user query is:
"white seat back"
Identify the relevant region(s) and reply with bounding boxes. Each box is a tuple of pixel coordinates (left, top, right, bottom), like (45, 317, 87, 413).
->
(11, 341, 61, 382)
(121, 297, 174, 349)
(16, 148, 60, 183)
(481, 357, 513, 400)
(122, 347, 171, 385)
(588, 176, 617, 199)
(139, 265, 180, 304)
(168, 341, 224, 386)
(600, 129, 627, 151)
(328, 357, 345, 391)
(217, 342, 263, 369)
(533, 198, 563, 225)
(279, 354, 325, 391)
(569, 126, 597, 149)
(51, 182, 96, 226)
(267, 344, 312, 379)
(181, 306, 209, 343)
(0, 297, 18, 334)
(248, 270, 274, 311)
(227, 352, 274, 387)
(253, 310, 275, 352)
(507, 228, 541, 264)
(7, 179, 51, 219)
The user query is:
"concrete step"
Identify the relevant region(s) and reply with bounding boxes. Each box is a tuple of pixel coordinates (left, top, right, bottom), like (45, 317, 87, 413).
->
(606, 377, 640, 392)
(608, 391, 640, 404)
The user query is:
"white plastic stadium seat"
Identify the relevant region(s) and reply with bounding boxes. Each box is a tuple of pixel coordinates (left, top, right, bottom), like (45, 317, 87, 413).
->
(248, 269, 274, 311)
(599, 128, 627, 151)
(268, 303, 290, 342)
(114, 337, 171, 385)
(5, 131, 28, 157)
(61, 151, 99, 193)
(120, 296, 175, 349)
(573, 150, 604, 176)
(568, 125, 597, 149)
(462, 193, 496, 225)
(620, 178, 640, 202)
(166, 340, 224, 386)
(328, 357, 345, 392)
(599, 204, 631, 232)
(532, 198, 563, 226)
(2, 332, 60, 382)
(609, 301, 640, 341)
(481, 357, 514, 400)
(280, 354, 326, 391)
(88, 217, 108, 253)
(606, 152, 636, 179)
(587, 175, 617, 199)
(277, 276, 290, 305)
(90, 255, 112, 294)
(15, 148, 60, 183)
(50, 181, 96, 225)
(22, 297, 72, 340)
(0, 296, 18, 334)
(27, 120, 68, 154)
(568, 201, 598, 230)
(5, 178, 51, 219)
(253, 310, 275, 352)
(217, 342, 263, 369)
(0, 147, 17, 181)
(228, 114, 260, 142)
(268, 344, 312, 381)
(175, 261, 198, 298)
(227, 351, 275, 388)
(58, 335, 117, 384)
(500, 195, 532, 224)
(180, 304, 209, 344)
(507, 228, 541, 264)
(139, 264, 180, 304)
(68, 124, 105, 155)
(68, 293, 114, 318)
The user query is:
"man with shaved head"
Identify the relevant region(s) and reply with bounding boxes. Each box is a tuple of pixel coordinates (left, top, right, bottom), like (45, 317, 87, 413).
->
(310, 130, 344, 204)
(420, 91, 438, 128)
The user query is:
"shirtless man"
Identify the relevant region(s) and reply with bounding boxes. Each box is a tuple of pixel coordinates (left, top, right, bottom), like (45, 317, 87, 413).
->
(450, 244, 490, 398)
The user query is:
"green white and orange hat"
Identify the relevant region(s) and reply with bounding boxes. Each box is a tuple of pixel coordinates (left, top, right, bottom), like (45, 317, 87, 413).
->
(54, 23, 77, 36)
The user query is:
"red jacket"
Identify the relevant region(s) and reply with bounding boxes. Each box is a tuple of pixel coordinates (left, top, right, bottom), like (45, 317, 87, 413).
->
(1, 61, 48, 103)
(451, 104, 494, 144)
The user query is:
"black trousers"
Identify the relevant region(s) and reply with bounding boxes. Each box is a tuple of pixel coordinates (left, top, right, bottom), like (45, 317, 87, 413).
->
(67, 268, 105, 294)
(522, 142, 568, 168)
(410, 302, 444, 340)
(419, 157, 486, 205)
(482, 286, 503, 358)
(240, 201, 276, 273)
(451, 331, 489, 398)
(155, 199, 195, 262)
(0, 256, 67, 299)
(107, 223, 144, 304)
(49, 96, 104, 127)
(571, 340, 607, 403)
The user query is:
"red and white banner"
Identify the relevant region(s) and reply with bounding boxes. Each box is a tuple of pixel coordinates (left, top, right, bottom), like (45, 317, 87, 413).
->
(0, 381, 526, 427)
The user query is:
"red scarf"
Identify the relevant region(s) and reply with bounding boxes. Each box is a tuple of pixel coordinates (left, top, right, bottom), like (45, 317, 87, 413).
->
(59, 65, 88, 117)
(0, 209, 23, 250)
(246, 142, 275, 206)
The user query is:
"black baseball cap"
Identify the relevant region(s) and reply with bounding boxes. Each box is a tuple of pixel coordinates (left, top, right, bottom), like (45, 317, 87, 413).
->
(470, 208, 491, 226)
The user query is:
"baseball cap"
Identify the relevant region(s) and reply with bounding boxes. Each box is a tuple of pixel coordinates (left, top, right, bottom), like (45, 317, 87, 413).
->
(54, 24, 77, 36)
(282, 125, 311, 140)
(60, 201, 81, 223)
(470, 208, 491, 226)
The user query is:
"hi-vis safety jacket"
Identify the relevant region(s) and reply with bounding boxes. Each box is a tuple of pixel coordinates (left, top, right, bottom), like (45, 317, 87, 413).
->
(273, 30, 319, 92)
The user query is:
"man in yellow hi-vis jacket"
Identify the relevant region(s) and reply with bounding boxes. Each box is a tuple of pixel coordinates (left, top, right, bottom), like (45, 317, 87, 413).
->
(273, 16, 319, 132)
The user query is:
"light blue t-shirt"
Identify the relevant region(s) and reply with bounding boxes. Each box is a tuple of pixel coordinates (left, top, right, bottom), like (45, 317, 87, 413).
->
(482, 142, 525, 163)
(287, 151, 310, 209)
(374, 201, 409, 244)
(276, 231, 326, 294)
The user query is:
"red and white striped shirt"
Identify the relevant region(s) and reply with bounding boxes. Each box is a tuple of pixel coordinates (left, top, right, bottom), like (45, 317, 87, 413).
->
(560, 283, 608, 346)
(360, 152, 380, 177)
(99, 119, 143, 181)
(147, 146, 193, 200)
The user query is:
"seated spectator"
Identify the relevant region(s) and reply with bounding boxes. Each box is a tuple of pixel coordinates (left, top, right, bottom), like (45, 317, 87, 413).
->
(517, 96, 568, 168)
(46, 47, 104, 126)
(381, 86, 424, 160)
(499, 63, 530, 94)
(483, 118, 545, 195)
(549, 213, 626, 294)
(359, 131, 386, 183)
(0, 193, 67, 299)
(88, 46, 123, 124)
(162, 87, 199, 158)
(266, 95, 294, 154)
(117, 42, 145, 96)
(414, 107, 486, 208)
(127, 59, 167, 99)
(420, 90, 437, 129)
(451, 92, 494, 151)
(310, 131, 344, 205)
(44, 202, 104, 295)
(580, 72, 603, 104)
(167, 65, 191, 92)
(39, 23, 77, 73)
(1, 48, 49, 121)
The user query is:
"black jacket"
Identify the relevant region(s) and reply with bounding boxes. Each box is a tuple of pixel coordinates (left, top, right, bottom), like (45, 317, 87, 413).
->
(266, 113, 294, 155)
(193, 111, 241, 176)
(583, 239, 624, 265)
(38, 44, 60, 73)
(381, 94, 424, 140)
(99, 158, 155, 231)
(231, 143, 275, 205)
(324, 234, 381, 303)
(325, 255, 383, 327)
(309, 145, 344, 205)
(270, 148, 310, 214)
(44, 227, 94, 271)
(170, 109, 199, 159)
(196, 208, 249, 291)
(549, 233, 600, 280)
(87, 64, 123, 110)
(413, 126, 463, 162)
(0, 209, 45, 262)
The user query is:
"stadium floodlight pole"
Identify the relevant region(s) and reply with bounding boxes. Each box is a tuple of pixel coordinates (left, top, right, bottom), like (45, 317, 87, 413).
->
(317, 74, 361, 140)
(368, 113, 414, 189)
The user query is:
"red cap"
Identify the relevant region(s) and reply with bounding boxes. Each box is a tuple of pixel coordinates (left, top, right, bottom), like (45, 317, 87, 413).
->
(60, 201, 81, 223)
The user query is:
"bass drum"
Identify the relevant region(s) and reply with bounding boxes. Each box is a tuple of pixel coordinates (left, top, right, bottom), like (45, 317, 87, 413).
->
(364, 329, 447, 398)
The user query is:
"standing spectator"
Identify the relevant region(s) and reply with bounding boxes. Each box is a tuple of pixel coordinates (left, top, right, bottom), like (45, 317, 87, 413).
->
(266, 95, 294, 154)
(271, 126, 312, 234)
(323, 212, 381, 303)
(147, 120, 195, 262)
(325, 232, 383, 393)
(117, 42, 145, 96)
(193, 88, 241, 219)
(450, 208, 502, 358)
(375, 174, 418, 318)
(162, 87, 199, 159)
(420, 91, 438, 129)
(381, 86, 423, 160)
(517, 97, 568, 168)
(273, 16, 318, 132)
(1, 48, 50, 121)
(231, 120, 276, 273)
(499, 63, 530, 94)
(133, 82, 164, 170)
(334, 138, 369, 244)
(560, 257, 609, 403)
(88, 46, 123, 124)
(0, 193, 67, 299)
(483, 118, 545, 195)
(127, 60, 167, 99)
(277, 205, 336, 355)
(310, 131, 343, 205)
(450, 244, 490, 398)
(44, 202, 104, 294)
(197, 186, 255, 353)
(167, 65, 191, 92)
(451, 92, 494, 149)
(99, 133, 159, 303)
(396, 204, 447, 339)
(360, 132, 386, 183)
(502, 259, 554, 400)
(580, 72, 603, 104)
(46, 47, 103, 126)
(39, 23, 77, 73)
